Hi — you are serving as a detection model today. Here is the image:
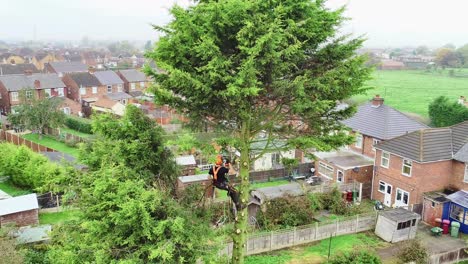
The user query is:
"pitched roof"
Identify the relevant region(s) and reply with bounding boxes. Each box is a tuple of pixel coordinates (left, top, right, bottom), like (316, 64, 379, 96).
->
(379, 208, 420, 222)
(94, 70, 124, 85)
(176, 155, 196, 166)
(67, 72, 101, 87)
(105, 92, 132, 101)
(0, 64, 39, 75)
(48, 61, 88, 73)
(0, 73, 65, 91)
(376, 121, 468, 163)
(341, 102, 429, 140)
(118, 69, 146, 82)
(447, 190, 468, 208)
(0, 193, 38, 216)
(94, 97, 118, 109)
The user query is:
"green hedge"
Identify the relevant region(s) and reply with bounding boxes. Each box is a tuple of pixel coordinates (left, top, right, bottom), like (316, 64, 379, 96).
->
(65, 116, 93, 134)
(0, 143, 67, 193)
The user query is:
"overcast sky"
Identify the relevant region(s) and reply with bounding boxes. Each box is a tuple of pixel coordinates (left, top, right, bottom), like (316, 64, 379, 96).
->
(1, 0, 468, 48)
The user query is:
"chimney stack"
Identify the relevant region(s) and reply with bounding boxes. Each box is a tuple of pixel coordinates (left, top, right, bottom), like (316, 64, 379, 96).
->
(34, 80, 41, 89)
(371, 94, 384, 107)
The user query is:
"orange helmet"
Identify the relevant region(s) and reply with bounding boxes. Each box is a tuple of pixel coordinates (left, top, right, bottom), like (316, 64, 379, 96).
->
(215, 155, 223, 165)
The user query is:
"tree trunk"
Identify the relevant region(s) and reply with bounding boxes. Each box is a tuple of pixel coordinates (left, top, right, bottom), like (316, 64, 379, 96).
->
(232, 121, 250, 264)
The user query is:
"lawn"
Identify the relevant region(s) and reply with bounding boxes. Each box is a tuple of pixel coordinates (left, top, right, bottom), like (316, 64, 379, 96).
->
(22, 133, 80, 157)
(0, 181, 31, 196)
(353, 69, 468, 117)
(245, 232, 386, 264)
(39, 210, 81, 225)
(60, 127, 92, 138)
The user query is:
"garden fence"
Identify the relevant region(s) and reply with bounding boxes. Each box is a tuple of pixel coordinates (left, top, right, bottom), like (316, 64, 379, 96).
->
(221, 212, 378, 257)
(45, 128, 89, 143)
(0, 130, 57, 153)
(428, 247, 468, 264)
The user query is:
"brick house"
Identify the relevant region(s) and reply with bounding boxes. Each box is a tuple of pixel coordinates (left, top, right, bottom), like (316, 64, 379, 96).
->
(62, 72, 106, 106)
(0, 194, 39, 227)
(116, 69, 149, 97)
(372, 121, 468, 213)
(0, 73, 67, 114)
(45, 61, 88, 76)
(93, 70, 132, 105)
(314, 95, 428, 186)
(92, 96, 126, 116)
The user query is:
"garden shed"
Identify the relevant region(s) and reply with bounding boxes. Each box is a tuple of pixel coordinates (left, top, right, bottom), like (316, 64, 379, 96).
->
(446, 190, 468, 234)
(0, 193, 39, 227)
(375, 208, 420, 243)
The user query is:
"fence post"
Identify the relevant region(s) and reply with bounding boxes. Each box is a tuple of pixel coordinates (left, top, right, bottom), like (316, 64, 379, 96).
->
(356, 215, 359, 233)
(270, 231, 273, 251)
(314, 222, 318, 240)
(56, 195, 60, 212)
(358, 183, 363, 202)
(336, 219, 339, 234)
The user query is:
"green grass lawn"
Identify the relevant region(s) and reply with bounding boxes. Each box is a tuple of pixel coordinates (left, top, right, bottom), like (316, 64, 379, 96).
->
(245, 232, 386, 264)
(39, 210, 81, 225)
(60, 127, 92, 138)
(0, 181, 31, 196)
(353, 69, 468, 117)
(22, 133, 80, 157)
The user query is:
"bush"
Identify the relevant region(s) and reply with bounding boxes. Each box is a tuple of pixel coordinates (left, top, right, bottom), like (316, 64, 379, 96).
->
(327, 250, 381, 264)
(257, 195, 314, 230)
(397, 240, 428, 264)
(322, 187, 349, 215)
(64, 116, 93, 134)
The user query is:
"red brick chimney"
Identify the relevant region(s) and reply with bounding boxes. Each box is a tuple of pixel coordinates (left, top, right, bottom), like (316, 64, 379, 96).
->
(34, 80, 41, 89)
(371, 94, 384, 107)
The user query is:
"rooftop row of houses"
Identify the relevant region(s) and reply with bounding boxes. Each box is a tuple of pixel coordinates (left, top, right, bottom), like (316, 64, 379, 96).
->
(313, 95, 467, 227)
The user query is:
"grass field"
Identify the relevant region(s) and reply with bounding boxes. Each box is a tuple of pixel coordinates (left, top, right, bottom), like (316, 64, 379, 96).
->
(0, 181, 31, 196)
(245, 232, 386, 264)
(60, 127, 93, 138)
(39, 210, 81, 225)
(22, 133, 80, 157)
(354, 69, 468, 117)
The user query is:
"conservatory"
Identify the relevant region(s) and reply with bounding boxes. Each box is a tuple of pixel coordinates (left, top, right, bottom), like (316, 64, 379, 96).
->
(446, 190, 468, 234)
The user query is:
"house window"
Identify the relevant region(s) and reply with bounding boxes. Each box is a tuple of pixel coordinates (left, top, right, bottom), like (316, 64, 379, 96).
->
(44, 89, 51, 98)
(57, 88, 64, 97)
(402, 159, 412, 176)
(11, 92, 18, 101)
(396, 219, 416, 230)
(63, 107, 71, 115)
(337, 170, 344, 183)
(355, 133, 363, 149)
(80, 87, 86, 95)
(26, 90, 33, 99)
(140, 81, 145, 88)
(378, 181, 386, 193)
(449, 203, 465, 223)
(381, 152, 390, 168)
(92, 86, 98, 94)
(107, 85, 112, 93)
(372, 139, 381, 151)
(131, 83, 136, 90)
(117, 84, 123, 92)
(122, 99, 127, 105)
(396, 188, 409, 206)
(464, 164, 468, 183)
(319, 162, 334, 179)
(271, 152, 281, 167)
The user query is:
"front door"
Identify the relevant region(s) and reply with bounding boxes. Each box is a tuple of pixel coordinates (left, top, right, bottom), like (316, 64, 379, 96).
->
(384, 184, 392, 207)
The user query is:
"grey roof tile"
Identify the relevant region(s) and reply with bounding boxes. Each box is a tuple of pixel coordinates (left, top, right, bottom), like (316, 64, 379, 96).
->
(67, 72, 101, 87)
(118, 69, 146, 82)
(0, 73, 65, 91)
(105, 92, 132, 101)
(341, 102, 429, 140)
(0, 64, 39, 75)
(48, 61, 88, 73)
(94, 70, 124, 85)
(447, 190, 468, 208)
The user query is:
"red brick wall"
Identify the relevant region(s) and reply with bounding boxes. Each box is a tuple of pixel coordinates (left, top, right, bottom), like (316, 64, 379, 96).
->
(372, 149, 453, 207)
(348, 133, 379, 159)
(422, 197, 445, 226)
(315, 159, 373, 184)
(452, 161, 468, 190)
(0, 82, 10, 113)
(62, 75, 79, 101)
(0, 209, 39, 227)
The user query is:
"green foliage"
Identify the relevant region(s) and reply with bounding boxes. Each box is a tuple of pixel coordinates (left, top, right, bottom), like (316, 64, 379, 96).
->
(166, 131, 198, 154)
(64, 116, 93, 134)
(257, 195, 314, 230)
(321, 187, 349, 215)
(281, 157, 299, 176)
(47, 165, 220, 264)
(8, 93, 65, 134)
(0, 143, 73, 192)
(245, 252, 292, 264)
(327, 250, 381, 264)
(308, 192, 324, 212)
(22, 247, 50, 264)
(80, 105, 178, 191)
(397, 240, 428, 264)
(428, 96, 468, 127)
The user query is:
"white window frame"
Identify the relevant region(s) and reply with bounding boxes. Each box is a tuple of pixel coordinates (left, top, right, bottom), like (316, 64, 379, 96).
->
(372, 139, 381, 151)
(131, 83, 136, 90)
(355, 133, 363, 149)
(381, 151, 390, 168)
(139, 81, 145, 88)
(464, 164, 468, 183)
(318, 161, 334, 179)
(44, 89, 51, 98)
(337, 170, 344, 183)
(395, 188, 410, 207)
(92, 86, 98, 94)
(63, 107, 71, 115)
(117, 84, 123, 92)
(11, 92, 18, 101)
(25, 90, 33, 99)
(107, 85, 112, 93)
(378, 181, 386, 194)
(57, 88, 64, 97)
(402, 159, 412, 176)
(80, 87, 86, 95)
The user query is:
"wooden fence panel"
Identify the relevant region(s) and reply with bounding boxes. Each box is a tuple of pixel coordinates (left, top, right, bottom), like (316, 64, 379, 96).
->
(0, 130, 58, 153)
